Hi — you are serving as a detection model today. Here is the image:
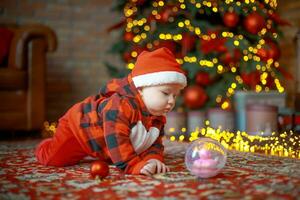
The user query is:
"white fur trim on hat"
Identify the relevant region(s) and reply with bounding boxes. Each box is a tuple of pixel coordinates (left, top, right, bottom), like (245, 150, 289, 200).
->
(132, 71, 187, 88)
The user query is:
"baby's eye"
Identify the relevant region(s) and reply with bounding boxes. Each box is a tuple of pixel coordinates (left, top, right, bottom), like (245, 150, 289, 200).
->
(162, 91, 169, 96)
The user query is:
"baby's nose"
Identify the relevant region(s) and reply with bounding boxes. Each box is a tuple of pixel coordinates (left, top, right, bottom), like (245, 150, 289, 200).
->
(168, 95, 175, 104)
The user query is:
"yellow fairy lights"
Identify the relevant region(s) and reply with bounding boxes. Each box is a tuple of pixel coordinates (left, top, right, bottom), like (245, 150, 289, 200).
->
(42, 121, 57, 138)
(274, 78, 284, 93)
(221, 31, 234, 38)
(265, 0, 277, 8)
(231, 67, 237, 73)
(217, 64, 224, 73)
(131, 51, 138, 58)
(199, 60, 214, 67)
(243, 55, 249, 62)
(45, 120, 299, 159)
(235, 75, 243, 84)
(255, 85, 262, 92)
(221, 0, 275, 19)
(221, 101, 230, 109)
(122, 0, 285, 106)
(159, 33, 182, 41)
(216, 95, 222, 103)
(168, 124, 299, 159)
(175, 55, 218, 69)
(233, 40, 239, 46)
(225, 0, 234, 4)
(158, 1, 164, 7)
(127, 63, 135, 69)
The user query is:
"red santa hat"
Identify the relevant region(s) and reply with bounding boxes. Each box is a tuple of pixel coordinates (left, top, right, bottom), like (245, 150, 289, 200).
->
(131, 47, 187, 88)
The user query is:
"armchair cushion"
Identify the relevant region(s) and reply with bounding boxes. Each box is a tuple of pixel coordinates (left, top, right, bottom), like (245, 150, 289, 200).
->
(0, 68, 27, 90)
(0, 28, 14, 66)
(0, 23, 57, 131)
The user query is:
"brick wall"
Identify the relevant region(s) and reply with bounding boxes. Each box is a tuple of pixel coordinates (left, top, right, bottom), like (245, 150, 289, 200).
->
(278, 0, 300, 108)
(0, 0, 299, 122)
(0, 0, 123, 121)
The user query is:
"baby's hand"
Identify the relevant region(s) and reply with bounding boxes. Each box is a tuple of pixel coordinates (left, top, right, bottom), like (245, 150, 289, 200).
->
(140, 159, 170, 176)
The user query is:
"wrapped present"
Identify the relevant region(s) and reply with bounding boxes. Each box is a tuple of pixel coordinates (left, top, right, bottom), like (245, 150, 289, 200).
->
(234, 91, 286, 131)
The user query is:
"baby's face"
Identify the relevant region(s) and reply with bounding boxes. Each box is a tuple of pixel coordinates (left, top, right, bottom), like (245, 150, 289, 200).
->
(139, 84, 183, 116)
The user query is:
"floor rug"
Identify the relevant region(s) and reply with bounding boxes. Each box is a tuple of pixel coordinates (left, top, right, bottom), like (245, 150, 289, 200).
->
(0, 139, 299, 200)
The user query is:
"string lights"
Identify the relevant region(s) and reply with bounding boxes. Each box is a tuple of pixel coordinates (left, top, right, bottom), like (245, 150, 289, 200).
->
(168, 120, 299, 159)
(43, 115, 298, 160)
(122, 0, 284, 110)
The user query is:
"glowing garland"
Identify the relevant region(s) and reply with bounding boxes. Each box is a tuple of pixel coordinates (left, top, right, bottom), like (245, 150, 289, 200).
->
(42, 120, 299, 159)
(168, 120, 299, 159)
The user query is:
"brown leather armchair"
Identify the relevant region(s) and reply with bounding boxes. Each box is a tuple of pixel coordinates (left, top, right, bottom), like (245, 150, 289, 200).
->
(0, 24, 57, 131)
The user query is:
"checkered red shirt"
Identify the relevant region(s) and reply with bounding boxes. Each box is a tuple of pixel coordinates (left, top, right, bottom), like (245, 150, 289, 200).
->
(64, 74, 166, 174)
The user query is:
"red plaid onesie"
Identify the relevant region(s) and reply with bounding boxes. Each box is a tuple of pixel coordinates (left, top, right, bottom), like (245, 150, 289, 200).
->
(35, 74, 166, 174)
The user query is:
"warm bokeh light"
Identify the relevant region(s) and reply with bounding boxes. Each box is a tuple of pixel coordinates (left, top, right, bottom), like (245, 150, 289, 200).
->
(167, 123, 299, 159)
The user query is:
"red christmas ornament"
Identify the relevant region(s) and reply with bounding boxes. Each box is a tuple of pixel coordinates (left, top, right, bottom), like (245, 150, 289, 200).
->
(160, 9, 171, 22)
(256, 48, 269, 62)
(156, 4, 179, 23)
(267, 41, 280, 61)
(90, 160, 109, 179)
(243, 12, 266, 34)
(216, 42, 227, 53)
(256, 41, 281, 61)
(181, 32, 196, 55)
(268, 12, 291, 26)
(257, 2, 265, 9)
(123, 32, 135, 42)
(241, 71, 260, 89)
(266, 74, 275, 88)
(135, 0, 146, 6)
(175, 51, 184, 59)
(156, 7, 174, 23)
(155, 40, 177, 54)
(147, 14, 156, 23)
(132, 45, 147, 55)
(220, 49, 241, 65)
(123, 51, 132, 63)
(223, 11, 239, 28)
(184, 85, 208, 109)
(195, 72, 211, 86)
(200, 36, 227, 54)
(220, 52, 232, 65)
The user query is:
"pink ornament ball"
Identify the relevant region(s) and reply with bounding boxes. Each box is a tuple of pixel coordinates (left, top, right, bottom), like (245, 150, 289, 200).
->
(185, 137, 227, 178)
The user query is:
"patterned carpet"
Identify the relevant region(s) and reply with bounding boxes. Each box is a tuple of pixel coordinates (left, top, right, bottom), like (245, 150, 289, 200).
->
(0, 139, 299, 200)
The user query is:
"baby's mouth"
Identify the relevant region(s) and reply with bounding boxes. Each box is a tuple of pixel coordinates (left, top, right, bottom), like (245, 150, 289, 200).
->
(164, 108, 171, 113)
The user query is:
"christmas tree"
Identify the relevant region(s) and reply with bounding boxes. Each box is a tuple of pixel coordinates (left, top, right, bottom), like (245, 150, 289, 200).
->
(107, 0, 291, 111)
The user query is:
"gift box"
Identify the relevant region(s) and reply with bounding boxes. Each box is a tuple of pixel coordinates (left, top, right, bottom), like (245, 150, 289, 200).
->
(207, 108, 234, 131)
(233, 91, 286, 131)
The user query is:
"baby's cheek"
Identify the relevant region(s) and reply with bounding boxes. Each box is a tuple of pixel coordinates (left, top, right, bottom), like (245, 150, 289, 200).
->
(151, 99, 162, 107)
(151, 99, 166, 109)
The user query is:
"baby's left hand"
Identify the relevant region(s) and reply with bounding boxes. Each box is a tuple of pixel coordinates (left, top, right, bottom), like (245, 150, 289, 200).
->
(140, 159, 170, 176)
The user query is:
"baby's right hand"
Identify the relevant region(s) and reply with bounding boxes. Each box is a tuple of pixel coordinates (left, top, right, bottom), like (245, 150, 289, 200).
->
(140, 159, 170, 176)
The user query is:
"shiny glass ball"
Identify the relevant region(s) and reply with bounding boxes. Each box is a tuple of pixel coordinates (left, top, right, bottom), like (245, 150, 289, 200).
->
(185, 137, 227, 178)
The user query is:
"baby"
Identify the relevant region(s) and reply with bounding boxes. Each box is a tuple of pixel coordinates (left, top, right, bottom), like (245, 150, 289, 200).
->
(35, 47, 187, 176)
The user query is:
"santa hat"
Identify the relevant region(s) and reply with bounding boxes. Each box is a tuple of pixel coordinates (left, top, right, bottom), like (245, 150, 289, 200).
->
(131, 47, 187, 88)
